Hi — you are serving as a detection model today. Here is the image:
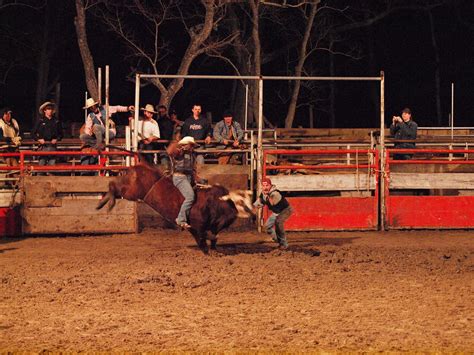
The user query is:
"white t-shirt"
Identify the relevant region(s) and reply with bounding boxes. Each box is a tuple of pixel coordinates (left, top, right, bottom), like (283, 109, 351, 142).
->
(138, 119, 160, 140)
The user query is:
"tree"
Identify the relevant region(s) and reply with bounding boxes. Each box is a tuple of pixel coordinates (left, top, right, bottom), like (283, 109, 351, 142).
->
(94, 0, 237, 109)
(74, 0, 98, 101)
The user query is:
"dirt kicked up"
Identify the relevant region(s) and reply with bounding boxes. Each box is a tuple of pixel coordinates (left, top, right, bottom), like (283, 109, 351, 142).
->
(0, 229, 473, 352)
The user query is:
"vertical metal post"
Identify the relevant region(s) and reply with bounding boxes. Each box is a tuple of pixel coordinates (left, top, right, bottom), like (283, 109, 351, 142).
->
(133, 73, 140, 153)
(244, 84, 249, 134)
(256, 78, 263, 231)
(84, 91, 88, 123)
(98, 67, 102, 102)
(105, 65, 110, 148)
(379, 71, 386, 231)
(54, 83, 61, 119)
(125, 126, 131, 167)
(451, 82, 454, 140)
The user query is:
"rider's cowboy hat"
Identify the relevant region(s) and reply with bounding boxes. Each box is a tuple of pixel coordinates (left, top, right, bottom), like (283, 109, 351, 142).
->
(140, 104, 157, 114)
(83, 98, 99, 110)
(38, 101, 56, 114)
(178, 136, 199, 146)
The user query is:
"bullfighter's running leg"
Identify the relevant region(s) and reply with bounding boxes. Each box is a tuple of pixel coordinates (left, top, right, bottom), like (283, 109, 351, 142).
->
(265, 213, 278, 243)
(274, 206, 293, 248)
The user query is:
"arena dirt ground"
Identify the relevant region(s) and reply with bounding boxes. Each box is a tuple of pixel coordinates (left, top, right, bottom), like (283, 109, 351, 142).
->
(1, 228, 473, 352)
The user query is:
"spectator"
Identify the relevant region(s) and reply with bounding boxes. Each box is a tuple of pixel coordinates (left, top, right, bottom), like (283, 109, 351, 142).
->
(253, 177, 293, 249)
(0, 107, 21, 167)
(138, 104, 161, 165)
(213, 109, 244, 164)
(156, 105, 175, 165)
(170, 109, 183, 140)
(166, 136, 200, 230)
(181, 104, 212, 164)
(80, 98, 134, 150)
(390, 107, 418, 160)
(32, 101, 63, 169)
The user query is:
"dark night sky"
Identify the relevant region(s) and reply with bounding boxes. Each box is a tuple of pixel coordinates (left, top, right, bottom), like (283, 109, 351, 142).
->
(1, 1, 473, 132)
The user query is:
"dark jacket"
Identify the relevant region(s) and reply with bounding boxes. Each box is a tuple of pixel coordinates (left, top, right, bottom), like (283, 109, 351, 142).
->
(157, 114, 175, 141)
(181, 115, 212, 141)
(390, 120, 417, 149)
(32, 115, 63, 142)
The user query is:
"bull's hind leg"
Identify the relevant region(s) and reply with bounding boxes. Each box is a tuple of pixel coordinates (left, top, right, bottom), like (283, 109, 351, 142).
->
(208, 234, 218, 250)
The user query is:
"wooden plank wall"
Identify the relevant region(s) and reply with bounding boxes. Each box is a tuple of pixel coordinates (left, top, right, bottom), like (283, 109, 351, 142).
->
(21, 176, 137, 234)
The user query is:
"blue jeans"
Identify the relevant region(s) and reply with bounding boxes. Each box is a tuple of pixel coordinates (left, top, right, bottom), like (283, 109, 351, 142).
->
(172, 174, 195, 223)
(80, 125, 115, 149)
(38, 144, 57, 166)
(265, 206, 293, 247)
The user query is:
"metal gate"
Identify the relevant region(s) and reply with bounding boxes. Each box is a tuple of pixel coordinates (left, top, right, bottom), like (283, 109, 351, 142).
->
(384, 148, 474, 229)
(263, 148, 379, 231)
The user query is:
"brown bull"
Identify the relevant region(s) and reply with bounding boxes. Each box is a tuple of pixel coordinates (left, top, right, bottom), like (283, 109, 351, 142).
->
(97, 163, 253, 253)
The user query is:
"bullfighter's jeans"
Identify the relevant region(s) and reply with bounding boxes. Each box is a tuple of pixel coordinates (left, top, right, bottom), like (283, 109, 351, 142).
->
(265, 206, 293, 247)
(172, 174, 195, 224)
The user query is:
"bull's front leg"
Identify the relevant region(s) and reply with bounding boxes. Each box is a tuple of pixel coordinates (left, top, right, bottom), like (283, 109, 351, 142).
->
(190, 230, 209, 254)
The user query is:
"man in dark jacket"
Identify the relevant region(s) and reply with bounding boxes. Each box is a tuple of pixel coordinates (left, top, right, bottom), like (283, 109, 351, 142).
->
(181, 104, 212, 164)
(32, 101, 63, 169)
(390, 107, 418, 160)
(156, 105, 175, 165)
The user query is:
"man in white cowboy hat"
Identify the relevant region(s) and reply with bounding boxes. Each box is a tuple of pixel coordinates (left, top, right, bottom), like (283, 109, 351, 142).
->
(32, 101, 63, 170)
(80, 97, 134, 149)
(138, 104, 161, 164)
(166, 136, 201, 229)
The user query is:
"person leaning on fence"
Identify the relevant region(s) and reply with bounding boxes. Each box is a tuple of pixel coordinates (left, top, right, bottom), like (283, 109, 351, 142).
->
(390, 107, 418, 160)
(138, 104, 161, 165)
(0, 107, 21, 167)
(32, 102, 63, 171)
(213, 109, 244, 164)
(80, 98, 134, 150)
(170, 109, 183, 140)
(253, 177, 293, 249)
(166, 136, 205, 230)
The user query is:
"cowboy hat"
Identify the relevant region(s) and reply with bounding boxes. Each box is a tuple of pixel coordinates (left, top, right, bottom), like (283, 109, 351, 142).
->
(83, 98, 99, 109)
(178, 136, 199, 146)
(140, 104, 157, 114)
(38, 101, 56, 114)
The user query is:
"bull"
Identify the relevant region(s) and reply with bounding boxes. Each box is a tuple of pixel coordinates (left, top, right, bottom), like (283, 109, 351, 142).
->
(97, 163, 253, 253)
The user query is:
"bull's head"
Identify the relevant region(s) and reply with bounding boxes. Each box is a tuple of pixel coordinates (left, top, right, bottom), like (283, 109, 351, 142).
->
(220, 190, 254, 218)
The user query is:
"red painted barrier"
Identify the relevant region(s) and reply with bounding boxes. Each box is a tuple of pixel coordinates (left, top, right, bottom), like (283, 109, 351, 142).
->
(0, 207, 22, 237)
(385, 148, 474, 229)
(283, 197, 377, 231)
(387, 196, 474, 229)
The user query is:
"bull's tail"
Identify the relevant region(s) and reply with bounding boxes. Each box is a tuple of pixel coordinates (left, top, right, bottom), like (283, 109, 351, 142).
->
(97, 182, 117, 211)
